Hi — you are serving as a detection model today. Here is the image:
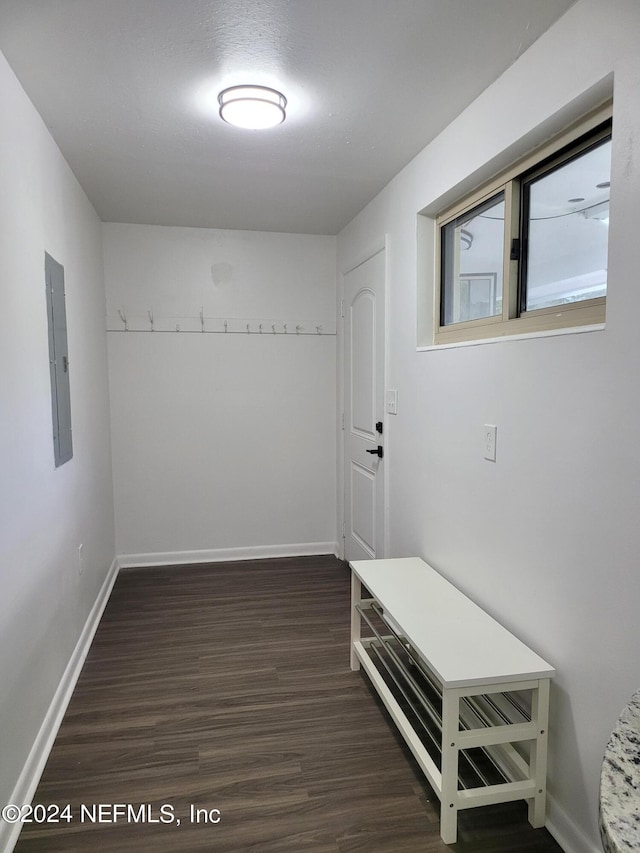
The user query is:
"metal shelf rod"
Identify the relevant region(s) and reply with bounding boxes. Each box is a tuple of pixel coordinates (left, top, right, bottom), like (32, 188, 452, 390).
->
(362, 599, 513, 789)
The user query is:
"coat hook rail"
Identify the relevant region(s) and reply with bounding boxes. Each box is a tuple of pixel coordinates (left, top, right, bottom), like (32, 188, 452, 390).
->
(107, 313, 335, 335)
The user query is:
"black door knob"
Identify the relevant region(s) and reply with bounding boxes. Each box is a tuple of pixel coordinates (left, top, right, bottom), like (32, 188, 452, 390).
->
(366, 445, 384, 458)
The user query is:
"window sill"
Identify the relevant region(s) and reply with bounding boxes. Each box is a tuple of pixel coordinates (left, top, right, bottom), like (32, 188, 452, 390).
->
(417, 322, 605, 352)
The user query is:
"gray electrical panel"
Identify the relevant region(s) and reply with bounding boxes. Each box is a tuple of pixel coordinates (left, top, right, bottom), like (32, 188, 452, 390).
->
(45, 252, 73, 467)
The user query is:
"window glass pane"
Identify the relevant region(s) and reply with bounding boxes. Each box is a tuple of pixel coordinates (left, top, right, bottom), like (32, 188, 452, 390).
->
(441, 193, 504, 326)
(524, 137, 611, 311)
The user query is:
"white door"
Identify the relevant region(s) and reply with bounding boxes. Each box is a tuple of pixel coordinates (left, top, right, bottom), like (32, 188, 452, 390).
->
(344, 248, 385, 561)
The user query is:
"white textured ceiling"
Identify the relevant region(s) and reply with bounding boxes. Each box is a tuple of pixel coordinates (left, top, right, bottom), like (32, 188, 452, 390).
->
(0, 0, 576, 234)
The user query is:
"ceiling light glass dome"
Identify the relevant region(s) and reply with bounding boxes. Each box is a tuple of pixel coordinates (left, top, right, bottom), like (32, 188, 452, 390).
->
(218, 85, 287, 129)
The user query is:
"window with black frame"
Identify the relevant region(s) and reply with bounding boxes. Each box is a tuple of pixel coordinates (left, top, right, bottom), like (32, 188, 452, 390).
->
(519, 131, 611, 313)
(440, 192, 505, 326)
(434, 106, 611, 345)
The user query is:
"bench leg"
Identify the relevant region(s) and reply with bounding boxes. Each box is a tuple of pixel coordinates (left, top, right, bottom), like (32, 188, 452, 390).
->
(440, 688, 461, 844)
(528, 678, 550, 828)
(350, 571, 361, 671)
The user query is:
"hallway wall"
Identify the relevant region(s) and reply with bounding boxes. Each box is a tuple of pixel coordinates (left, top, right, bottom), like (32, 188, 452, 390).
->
(103, 224, 337, 563)
(337, 2, 640, 850)
(0, 50, 115, 820)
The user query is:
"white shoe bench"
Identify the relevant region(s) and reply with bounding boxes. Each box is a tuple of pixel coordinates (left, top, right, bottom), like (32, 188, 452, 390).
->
(349, 557, 555, 845)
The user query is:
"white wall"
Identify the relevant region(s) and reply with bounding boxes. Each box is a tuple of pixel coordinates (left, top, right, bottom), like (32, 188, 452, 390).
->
(337, 1, 640, 851)
(0, 49, 115, 822)
(103, 224, 337, 562)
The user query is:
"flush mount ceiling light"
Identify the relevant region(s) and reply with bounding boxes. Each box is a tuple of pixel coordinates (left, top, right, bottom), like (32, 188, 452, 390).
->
(218, 85, 286, 129)
(583, 200, 610, 224)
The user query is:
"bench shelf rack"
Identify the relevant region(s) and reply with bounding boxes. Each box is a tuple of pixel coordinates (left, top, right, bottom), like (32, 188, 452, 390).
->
(349, 557, 555, 845)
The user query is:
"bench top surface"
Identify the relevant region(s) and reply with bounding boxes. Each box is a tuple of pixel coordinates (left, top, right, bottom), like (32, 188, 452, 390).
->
(350, 557, 555, 688)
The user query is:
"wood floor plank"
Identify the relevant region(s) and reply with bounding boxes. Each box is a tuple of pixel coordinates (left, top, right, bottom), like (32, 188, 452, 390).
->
(14, 556, 563, 852)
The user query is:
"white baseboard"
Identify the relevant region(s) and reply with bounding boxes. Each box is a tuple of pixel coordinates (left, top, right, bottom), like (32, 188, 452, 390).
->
(546, 792, 601, 853)
(0, 558, 119, 853)
(118, 541, 339, 568)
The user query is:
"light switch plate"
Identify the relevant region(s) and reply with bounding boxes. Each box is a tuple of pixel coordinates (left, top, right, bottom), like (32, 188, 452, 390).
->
(386, 389, 398, 415)
(483, 424, 497, 462)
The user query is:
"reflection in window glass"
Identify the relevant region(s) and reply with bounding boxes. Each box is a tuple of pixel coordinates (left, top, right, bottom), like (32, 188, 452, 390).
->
(524, 138, 611, 311)
(441, 193, 504, 326)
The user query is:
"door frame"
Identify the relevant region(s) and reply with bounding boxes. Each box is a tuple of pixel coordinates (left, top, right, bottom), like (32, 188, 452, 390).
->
(338, 236, 389, 562)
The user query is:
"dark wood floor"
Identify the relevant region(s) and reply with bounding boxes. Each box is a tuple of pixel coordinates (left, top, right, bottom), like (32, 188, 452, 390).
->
(15, 556, 563, 852)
